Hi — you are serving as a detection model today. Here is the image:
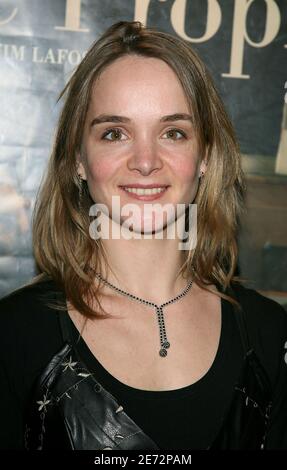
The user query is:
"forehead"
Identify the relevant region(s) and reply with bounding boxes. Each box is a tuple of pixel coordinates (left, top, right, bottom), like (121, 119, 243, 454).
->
(88, 55, 190, 114)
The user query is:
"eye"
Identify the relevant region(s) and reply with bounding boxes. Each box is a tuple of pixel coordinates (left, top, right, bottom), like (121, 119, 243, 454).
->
(101, 128, 127, 142)
(163, 128, 187, 140)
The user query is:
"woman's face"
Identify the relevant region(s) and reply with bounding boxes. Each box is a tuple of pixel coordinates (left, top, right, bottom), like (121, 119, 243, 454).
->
(79, 55, 206, 236)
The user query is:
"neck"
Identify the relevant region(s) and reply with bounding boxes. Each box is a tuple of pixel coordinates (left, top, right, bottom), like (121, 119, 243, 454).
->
(96, 216, 192, 304)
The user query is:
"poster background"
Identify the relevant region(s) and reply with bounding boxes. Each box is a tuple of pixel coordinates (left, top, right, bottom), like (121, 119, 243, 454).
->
(0, 0, 286, 306)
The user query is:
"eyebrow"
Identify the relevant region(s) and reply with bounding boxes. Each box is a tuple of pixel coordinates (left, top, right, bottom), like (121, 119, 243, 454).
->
(90, 113, 193, 127)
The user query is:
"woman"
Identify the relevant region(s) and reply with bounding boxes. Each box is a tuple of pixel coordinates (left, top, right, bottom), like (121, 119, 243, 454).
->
(0, 21, 286, 450)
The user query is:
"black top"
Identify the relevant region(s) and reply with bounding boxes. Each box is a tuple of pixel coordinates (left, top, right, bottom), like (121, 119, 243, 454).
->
(0, 279, 287, 450)
(68, 296, 242, 450)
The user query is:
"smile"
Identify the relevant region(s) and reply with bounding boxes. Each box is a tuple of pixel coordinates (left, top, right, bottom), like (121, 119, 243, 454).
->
(122, 187, 166, 195)
(119, 186, 169, 201)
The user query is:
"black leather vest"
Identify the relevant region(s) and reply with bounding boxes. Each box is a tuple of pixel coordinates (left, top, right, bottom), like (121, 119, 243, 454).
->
(24, 293, 273, 450)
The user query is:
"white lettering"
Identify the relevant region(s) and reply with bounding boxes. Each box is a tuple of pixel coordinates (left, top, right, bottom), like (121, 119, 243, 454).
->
(67, 49, 82, 65)
(57, 48, 69, 64)
(44, 48, 56, 64)
(0, 43, 25, 61)
(10, 44, 25, 61)
(32, 46, 85, 65)
(222, 0, 280, 79)
(0, 7, 18, 26)
(170, 0, 221, 43)
(55, 0, 89, 32)
(133, 0, 153, 25)
(32, 46, 44, 63)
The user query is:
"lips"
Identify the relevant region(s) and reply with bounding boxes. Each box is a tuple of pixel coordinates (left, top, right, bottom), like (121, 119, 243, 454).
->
(118, 185, 169, 201)
(119, 184, 169, 189)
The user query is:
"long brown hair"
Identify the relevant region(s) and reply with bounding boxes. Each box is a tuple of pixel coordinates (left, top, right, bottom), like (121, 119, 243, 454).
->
(32, 21, 245, 318)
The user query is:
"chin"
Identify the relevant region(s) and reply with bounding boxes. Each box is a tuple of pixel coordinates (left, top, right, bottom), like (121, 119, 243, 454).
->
(121, 215, 176, 237)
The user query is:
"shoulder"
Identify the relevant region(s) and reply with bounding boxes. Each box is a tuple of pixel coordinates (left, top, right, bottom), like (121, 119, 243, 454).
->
(230, 281, 287, 328)
(0, 278, 67, 448)
(0, 277, 64, 323)
(0, 276, 58, 304)
(0, 277, 65, 367)
(230, 281, 287, 387)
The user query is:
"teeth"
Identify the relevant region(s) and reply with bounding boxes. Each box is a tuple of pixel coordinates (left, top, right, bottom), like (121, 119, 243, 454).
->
(122, 187, 166, 195)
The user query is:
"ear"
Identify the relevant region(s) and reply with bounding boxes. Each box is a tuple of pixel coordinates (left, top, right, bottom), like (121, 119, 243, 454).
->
(199, 159, 207, 176)
(76, 153, 87, 181)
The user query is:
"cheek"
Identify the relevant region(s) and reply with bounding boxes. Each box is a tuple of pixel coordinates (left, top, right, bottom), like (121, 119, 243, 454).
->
(83, 138, 118, 185)
(168, 142, 201, 181)
(172, 158, 199, 183)
(86, 159, 116, 185)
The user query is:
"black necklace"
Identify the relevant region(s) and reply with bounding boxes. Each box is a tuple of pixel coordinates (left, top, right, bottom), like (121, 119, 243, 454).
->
(94, 273, 193, 357)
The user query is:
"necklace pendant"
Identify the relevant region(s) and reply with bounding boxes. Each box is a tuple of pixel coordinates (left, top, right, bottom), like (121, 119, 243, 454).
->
(94, 272, 192, 359)
(159, 348, 168, 357)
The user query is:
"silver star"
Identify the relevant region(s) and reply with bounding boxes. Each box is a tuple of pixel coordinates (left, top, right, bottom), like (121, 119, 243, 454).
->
(36, 394, 51, 411)
(61, 356, 78, 372)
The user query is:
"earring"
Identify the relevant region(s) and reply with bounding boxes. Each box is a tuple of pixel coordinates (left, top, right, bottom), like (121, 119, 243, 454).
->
(77, 174, 83, 210)
(199, 170, 205, 179)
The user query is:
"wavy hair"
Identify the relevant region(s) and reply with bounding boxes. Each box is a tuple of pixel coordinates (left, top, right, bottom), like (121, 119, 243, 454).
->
(32, 21, 245, 317)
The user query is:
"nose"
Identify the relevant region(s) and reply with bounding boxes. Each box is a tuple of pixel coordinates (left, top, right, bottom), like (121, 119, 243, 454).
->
(127, 137, 163, 176)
